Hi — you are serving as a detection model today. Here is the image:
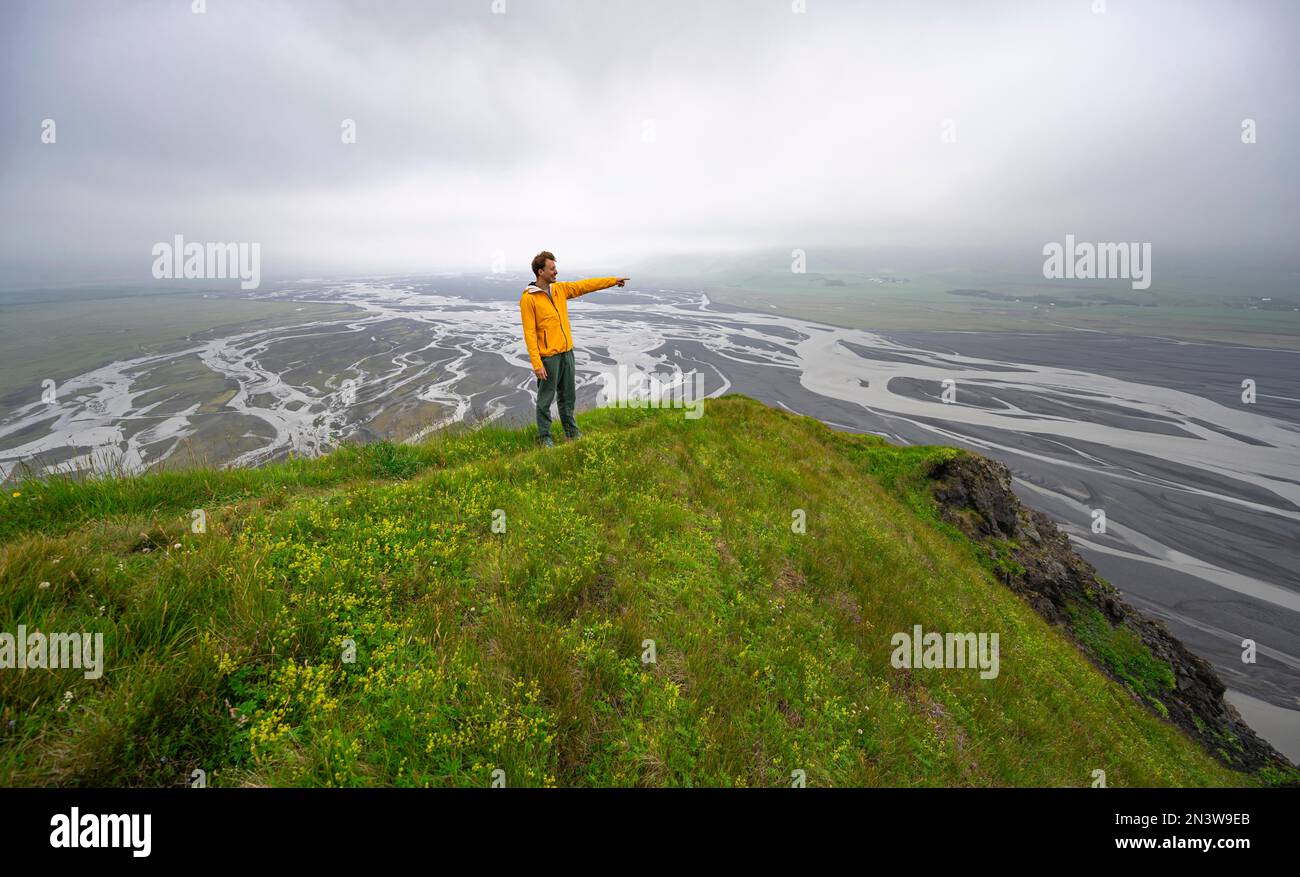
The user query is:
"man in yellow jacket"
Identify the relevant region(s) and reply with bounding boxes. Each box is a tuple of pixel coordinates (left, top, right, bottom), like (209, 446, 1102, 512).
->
(520, 250, 629, 446)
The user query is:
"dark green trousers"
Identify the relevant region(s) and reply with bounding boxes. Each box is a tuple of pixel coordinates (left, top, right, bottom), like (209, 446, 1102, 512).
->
(535, 349, 578, 439)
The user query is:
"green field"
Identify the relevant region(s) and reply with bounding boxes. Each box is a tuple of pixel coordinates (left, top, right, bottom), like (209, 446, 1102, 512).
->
(0, 286, 358, 403)
(1, 396, 1283, 787)
(657, 255, 1300, 348)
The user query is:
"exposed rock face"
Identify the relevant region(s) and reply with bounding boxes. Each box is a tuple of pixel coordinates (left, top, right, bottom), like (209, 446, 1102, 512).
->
(928, 453, 1293, 774)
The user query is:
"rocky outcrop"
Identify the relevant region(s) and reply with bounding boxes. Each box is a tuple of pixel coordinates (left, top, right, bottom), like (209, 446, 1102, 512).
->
(927, 452, 1294, 775)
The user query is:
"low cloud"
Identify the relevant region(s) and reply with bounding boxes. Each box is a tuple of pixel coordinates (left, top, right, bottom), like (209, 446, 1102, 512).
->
(1, 0, 1296, 283)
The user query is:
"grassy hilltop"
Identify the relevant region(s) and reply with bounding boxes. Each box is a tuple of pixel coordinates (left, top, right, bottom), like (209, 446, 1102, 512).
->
(0, 395, 1287, 787)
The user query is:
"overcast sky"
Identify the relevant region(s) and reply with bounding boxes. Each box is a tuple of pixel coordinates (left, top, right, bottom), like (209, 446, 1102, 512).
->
(1, 0, 1296, 283)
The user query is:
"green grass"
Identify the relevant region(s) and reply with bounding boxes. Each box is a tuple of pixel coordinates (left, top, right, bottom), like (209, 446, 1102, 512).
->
(0, 420, 549, 544)
(1068, 603, 1177, 705)
(0, 395, 1264, 786)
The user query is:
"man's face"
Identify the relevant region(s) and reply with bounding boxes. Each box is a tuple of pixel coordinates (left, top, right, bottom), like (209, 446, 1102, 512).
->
(539, 259, 558, 283)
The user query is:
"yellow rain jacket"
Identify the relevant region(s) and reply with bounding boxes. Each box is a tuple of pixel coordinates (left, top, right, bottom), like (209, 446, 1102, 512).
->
(520, 277, 622, 372)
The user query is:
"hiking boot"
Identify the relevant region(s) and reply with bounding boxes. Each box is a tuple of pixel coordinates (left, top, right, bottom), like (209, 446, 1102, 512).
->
(565, 429, 582, 442)
(539, 435, 556, 448)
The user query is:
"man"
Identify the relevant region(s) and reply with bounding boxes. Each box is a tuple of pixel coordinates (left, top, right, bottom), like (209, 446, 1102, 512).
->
(520, 251, 629, 447)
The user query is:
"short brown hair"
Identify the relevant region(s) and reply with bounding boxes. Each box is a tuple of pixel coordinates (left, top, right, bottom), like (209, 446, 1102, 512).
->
(531, 251, 555, 278)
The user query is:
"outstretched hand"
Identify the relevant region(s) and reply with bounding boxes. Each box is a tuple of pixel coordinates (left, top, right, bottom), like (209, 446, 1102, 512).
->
(615, 277, 630, 287)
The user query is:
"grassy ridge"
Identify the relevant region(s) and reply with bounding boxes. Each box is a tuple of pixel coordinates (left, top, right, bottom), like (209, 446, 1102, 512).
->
(0, 396, 1252, 786)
